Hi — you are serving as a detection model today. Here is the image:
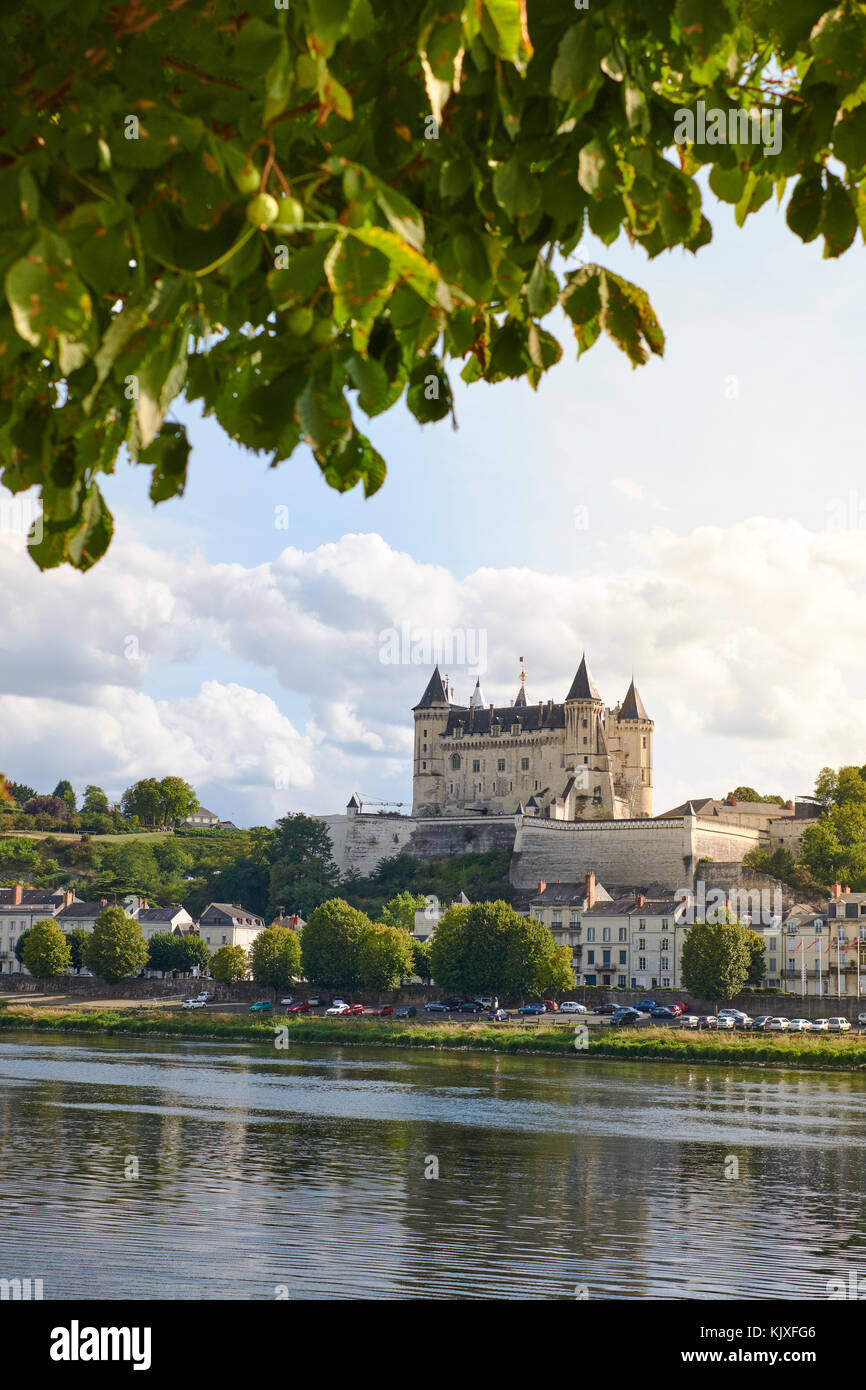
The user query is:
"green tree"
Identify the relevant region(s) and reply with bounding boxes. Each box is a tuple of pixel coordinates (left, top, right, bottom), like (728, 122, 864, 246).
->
(147, 932, 182, 974)
(727, 786, 785, 805)
(8, 5, 864, 571)
(175, 934, 212, 975)
(680, 920, 758, 1002)
(380, 891, 426, 931)
(82, 785, 110, 814)
(121, 779, 163, 827)
(250, 925, 302, 990)
(267, 814, 339, 918)
(65, 926, 91, 971)
(84, 907, 149, 983)
(746, 933, 766, 987)
(429, 899, 571, 998)
(412, 937, 432, 983)
(301, 898, 371, 991)
(52, 780, 77, 812)
(211, 944, 248, 983)
(20, 917, 71, 976)
(358, 924, 416, 991)
(13, 926, 32, 966)
(7, 781, 36, 807)
(158, 776, 198, 825)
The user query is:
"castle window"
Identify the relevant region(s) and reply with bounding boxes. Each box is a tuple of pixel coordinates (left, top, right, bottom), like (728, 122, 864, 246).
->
(640, 769, 645, 781)
(422, 761, 426, 770)
(521, 757, 529, 771)
(583, 737, 587, 745)
(497, 759, 505, 771)
(642, 736, 647, 748)
(450, 754, 461, 770)
(472, 759, 480, 773)
(582, 719, 587, 729)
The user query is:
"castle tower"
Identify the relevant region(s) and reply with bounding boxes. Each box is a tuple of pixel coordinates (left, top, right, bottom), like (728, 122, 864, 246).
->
(563, 653, 616, 816)
(610, 678, 653, 816)
(411, 667, 451, 816)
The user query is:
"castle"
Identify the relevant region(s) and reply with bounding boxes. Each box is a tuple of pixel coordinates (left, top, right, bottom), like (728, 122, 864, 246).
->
(411, 655, 653, 821)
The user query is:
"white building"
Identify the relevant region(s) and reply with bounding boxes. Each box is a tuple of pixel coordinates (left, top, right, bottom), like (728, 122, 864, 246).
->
(197, 902, 265, 952)
(136, 904, 195, 941)
(0, 886, 78, 974)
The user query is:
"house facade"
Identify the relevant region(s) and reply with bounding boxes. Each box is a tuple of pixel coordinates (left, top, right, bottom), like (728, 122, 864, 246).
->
(0, 886, 78, 974)
(198, 902, 265, 951)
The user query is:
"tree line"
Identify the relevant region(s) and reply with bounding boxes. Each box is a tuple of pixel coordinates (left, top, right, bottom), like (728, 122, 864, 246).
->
(0, 775, 198, 832)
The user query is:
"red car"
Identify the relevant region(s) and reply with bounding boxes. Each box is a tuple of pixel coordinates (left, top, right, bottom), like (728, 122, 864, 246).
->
(286, 1001, 311, 1013)
(669, 1002, 688, 1015)
(346, 1003, 365, 1015)
(541, 999, 559, 1012)
(367, 1005, 393, 1016)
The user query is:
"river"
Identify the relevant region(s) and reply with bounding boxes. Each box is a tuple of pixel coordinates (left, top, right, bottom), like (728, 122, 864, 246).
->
(0, 1033, 864, 1299)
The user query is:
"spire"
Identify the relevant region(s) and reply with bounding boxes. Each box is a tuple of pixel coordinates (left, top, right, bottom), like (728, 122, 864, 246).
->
(414, 666, 448, 709)
(515, 654, 527, 706)
(620, 679, 648, 720)
(469, 678, 486, 708)
(566, 652, 600, 702)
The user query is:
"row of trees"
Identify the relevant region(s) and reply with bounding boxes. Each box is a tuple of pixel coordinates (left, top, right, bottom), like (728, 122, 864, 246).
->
(0, 774, 198, 831)
(744, 763, 866, 895)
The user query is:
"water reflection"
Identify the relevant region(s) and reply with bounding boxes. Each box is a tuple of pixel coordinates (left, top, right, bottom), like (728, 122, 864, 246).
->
(0, 1034, 864, 1300)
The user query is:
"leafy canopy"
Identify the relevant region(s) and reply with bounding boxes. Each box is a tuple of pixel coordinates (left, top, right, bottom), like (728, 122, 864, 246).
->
(3, 1, 866, 569)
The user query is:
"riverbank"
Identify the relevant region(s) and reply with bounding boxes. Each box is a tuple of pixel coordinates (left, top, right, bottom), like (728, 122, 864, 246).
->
(3, 1005, 866, 1068)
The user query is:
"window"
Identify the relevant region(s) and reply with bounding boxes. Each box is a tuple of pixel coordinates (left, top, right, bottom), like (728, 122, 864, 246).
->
(583, 737, 587, 745)
(553, 911, 562, 924)
(497, 758, 506, 772)
(450, 754, 461, 770)
(472, 759, 480, 773)
(586, 950, 595, 964)
(586, 927, 595, 942)
(619, 951, 627, 965)
(570, 914, 581, 927)
(638, 938, 646, 950)
(661, 919, 668, 929)
(618, 975, 626, 988)
(661, 938, 669, 950)
(619, 927, 627, 941)
(422, 761, 426, 770)
(769, 957, 777, 970)
(602, 927, 611, 942)
(639, 918, 646, 929)
(638, 957, 646, 971)
(769, 936, 778, 949)
(582, 718, 587, 728)
(642, 736, 646, 748)
(661, 956, 669, 970)
(520, 757, 529, 771)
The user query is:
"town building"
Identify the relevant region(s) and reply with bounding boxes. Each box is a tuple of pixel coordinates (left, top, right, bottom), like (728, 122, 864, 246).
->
(136, 905, 196, 940)
(181, 806, 221, 828)
(0, 886, 78, 974)
(198, 902, 265, 951)
(412, 655, 653, 821)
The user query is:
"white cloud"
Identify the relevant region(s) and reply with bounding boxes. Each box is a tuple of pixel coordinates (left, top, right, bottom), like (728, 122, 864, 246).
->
(3, 513, 866, 822)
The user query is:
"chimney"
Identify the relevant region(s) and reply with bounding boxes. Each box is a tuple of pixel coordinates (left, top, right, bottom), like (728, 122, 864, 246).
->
(100, 897, 107, 907)
(64, 889, 74, 907)
(537, 879, 547, 894)
(843, 884, 851, 894)
(785, 799, 794, 811)
(727, 794, 737, 806)
(12, 883, 23, 905)
(584, 871, 596, 908)
(833, 882, 842, 899)
(635, 890, 645, 908)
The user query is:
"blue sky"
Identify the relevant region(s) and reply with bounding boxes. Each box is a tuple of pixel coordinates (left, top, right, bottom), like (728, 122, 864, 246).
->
(3, 180, 866, 827)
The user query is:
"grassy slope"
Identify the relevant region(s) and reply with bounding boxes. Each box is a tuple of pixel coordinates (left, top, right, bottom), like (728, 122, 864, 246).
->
(1, 1008, 866, 1068)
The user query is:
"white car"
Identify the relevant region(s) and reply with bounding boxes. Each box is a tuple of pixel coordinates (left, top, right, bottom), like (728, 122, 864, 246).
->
(826, 1017, 851, 1032)
(698, 1015, 718, 1028)
(560, 1001, 588, 1014)
(326, 1003, 350, 1015)
(718, 1009, 749, 1021)
(858, 1013, 866, 1026)
(715, 1015, 736, 1029)
(787, 1018, 811, 1032)
(281, 997, 295, 1006)
(808, 1018, 829, 1032)
(680, 1014, 701, 1028)
(182, 998, 205, 1010)
(767, 1017, 790, 1031)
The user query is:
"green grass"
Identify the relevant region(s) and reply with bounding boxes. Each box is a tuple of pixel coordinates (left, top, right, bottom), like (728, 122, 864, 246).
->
(1, 1008, 865, 1068)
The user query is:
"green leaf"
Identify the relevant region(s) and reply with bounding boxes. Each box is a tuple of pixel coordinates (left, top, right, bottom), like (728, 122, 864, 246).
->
(786, 173, 824, 242)
(708, 163, 747, 204)
(733, 172, 772, 228)
(527, 257, 559, 316)
(319, 425, 387, 496)
(550, 23, 600, 106)
(598, 268, 665, 367)
(493, 156, 541, 219)
(821, 175, 858, 257)
(5, 234, 93, 358)
(578, 139, 619, 200)
(140, 422, 191, 503)
(481, 0, 533, 68)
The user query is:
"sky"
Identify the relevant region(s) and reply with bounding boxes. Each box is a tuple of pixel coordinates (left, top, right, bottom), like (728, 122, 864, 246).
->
(2, 180, 866, 827)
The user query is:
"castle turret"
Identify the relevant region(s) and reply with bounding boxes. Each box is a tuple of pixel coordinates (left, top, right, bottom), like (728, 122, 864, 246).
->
(607, 678, 653, 816)
(564, 653, 616, 816)
(412, 667, 451, 816)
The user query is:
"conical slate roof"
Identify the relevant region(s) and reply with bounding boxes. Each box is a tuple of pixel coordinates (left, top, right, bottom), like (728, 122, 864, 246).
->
(514, 684, 527, 706)
(620, 679, 648, 720)
(414, 666, 448, 709)
(469, 678, 486, 708)
(566, 653, 600, 701)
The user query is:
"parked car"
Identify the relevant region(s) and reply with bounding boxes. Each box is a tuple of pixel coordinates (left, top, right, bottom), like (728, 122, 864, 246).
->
(182, 998, 205, 1010)
(636, 999, 657, 1011)
(751, 1015, 772, 1031)
(195, 991, 214, 1003)
(307, 997, 322, 1007)
(679, 1014, 701, 1028)
(559, 1001, 588, 1014)
(442, 997, 463, 1009)
(787, 1018, 811, 1032)
(808, 1018, 829, 1032)
(857, 1012, 866, 1026)
(280, 996, 295, 1006)
(489, 1008, 511, 1022)
(651, 1006, 678, 1019)
(346, 1003, 365, 1015)
(698, 1015, 718, 1028)
(367, 1005, 393, 1016)
(395, 1005, 417, 1018)
(718, 1009, 750, 1022)
(595, 1004, 620, 1016)
(715, 1015, 736, 1029)
(424, 1001, 450, 1013)
(326, 1003, 351, 1015)
(767, 1017, 790, 1031)
(612, 1007, 642, 1024)
(670, 1001, 688, 1015)
(477, 997, 494, 1009)
(518, 1003, 546, 1015)
(733, 1015, 754, 1030)
(458, 1000, 484, 1013)
(541, 999, 559, 1012)
(826, 1017, 851, 1032)
(249, 1000, 272, 1013)
(286, 1001, 311, 1014)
